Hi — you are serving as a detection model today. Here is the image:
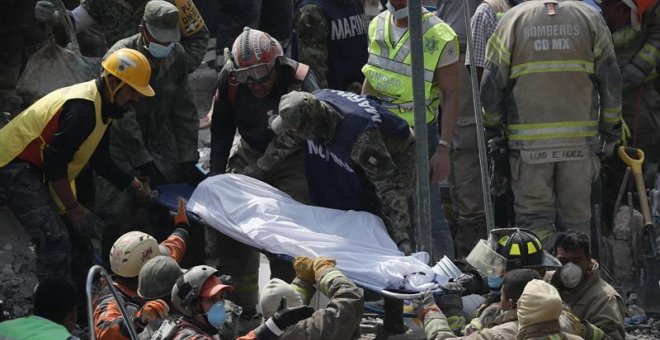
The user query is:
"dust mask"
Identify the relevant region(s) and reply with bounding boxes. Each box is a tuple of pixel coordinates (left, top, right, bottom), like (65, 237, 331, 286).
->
(559, 262, 582, 289)
(205, 301, 226, 329)
(146, 41, 175, 58)
(386, 1, 409, 19)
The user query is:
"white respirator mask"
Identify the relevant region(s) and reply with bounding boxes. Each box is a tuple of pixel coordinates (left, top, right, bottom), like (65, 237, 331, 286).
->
(559, 262, 583, 289)
(386, 1, 409, 19)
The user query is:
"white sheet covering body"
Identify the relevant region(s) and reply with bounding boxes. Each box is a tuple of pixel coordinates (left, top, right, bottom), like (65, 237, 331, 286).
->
(188, 174, 445, 292)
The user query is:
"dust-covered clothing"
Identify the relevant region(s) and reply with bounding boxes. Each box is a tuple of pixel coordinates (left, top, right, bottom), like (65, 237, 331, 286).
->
(259, 89, 416, 245)
(423, 308, 518, 340)
(516, 321, 585, 340)
(93, 231, 187, 340)
(79, 0, 209, 72)
(294, 0, 368, 90)
(612, 2, 660, 149)
(549, 260, 625, 340)
(210, 56, 318, 197)
(238, 270, 364, 340)
(480, 0, 621, 240)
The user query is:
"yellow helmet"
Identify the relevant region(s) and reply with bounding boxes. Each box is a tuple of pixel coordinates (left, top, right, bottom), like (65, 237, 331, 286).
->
(102, 48, 155, 98)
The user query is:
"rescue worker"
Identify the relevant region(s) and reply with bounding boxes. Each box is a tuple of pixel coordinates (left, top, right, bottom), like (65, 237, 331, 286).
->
(480, 0, 623, 244)
(515, 280, 584, 340)
(435, 0, 485, 257)
(0, 48, 153, 282)
(0, 277, 78, 339)
(414, 269, 541, 339)
(34, 0, 209, 72)
(263, 89, 414, 336)
(293, 0, 369, 91)
(266, 90, 416, 253)
(362, 0, 459, 263)
(205, 27, 319, 323)
(95, 0, 201, 244)
(548, 231, 626, 340)
(170, 265, 266, 340)
(599, 0, 660, 161)
(239, 256, 364, 339)
(467, 0, 513, 81)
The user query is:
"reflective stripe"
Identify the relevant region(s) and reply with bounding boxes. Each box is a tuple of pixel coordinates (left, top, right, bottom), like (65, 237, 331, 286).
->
(381, 97, 437, 111)
(592, 325, 605, 340)
(484, 112, 502, 125)
(612, 27, 638, 47)
(367, 54, 436, 82)
(510, 60, 594, 78)
(507, 120, 599, 141)
(375, 15, 389, 58)
(638, 43, 660, 67)
(601, 107, 622, 123)
(392, 13, 438, 62)
(488, 34, 511, 65)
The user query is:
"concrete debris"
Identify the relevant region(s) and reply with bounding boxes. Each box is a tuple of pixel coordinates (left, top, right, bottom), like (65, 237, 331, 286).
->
(604, 205, 644, 293)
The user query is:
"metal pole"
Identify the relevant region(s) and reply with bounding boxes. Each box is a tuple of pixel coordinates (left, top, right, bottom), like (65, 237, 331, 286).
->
(86, 265, 139, 340)
(408, 0, 432, 255)
(463, 0, 496, 232)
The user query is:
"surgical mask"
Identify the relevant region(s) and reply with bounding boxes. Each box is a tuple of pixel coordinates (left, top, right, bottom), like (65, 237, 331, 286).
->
(386, 1, 409, 19)
(205, 301, 226, 329)
(559, 262, 583, 289)
(487, 276, 503, 292)
(146, 41, 175, 58)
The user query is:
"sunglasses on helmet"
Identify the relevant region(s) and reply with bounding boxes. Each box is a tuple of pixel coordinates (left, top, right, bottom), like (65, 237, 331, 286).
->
(231, 63, 274, 84)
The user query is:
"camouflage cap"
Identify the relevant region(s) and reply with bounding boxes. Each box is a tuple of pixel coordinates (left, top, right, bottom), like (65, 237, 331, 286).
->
(271, 91, 326, 136)
(143, 0, 181, 43)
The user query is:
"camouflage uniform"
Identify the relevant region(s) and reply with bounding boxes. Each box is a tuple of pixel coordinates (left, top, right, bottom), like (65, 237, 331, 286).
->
(264, 90, 416, 245)
(80, 0, 210, 72)
(95, 30, 199, 235)
(294, 4, 329, 87)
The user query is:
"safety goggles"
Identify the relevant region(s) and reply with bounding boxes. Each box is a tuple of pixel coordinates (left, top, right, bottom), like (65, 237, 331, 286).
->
(231, 63, 274, 84)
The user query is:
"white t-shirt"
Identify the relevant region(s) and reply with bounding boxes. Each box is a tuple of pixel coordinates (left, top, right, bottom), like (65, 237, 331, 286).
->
(389, 19, 459, 69)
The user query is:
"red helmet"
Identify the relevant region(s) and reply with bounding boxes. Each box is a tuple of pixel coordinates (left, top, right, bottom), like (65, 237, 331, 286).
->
(231, 27, 283, 70)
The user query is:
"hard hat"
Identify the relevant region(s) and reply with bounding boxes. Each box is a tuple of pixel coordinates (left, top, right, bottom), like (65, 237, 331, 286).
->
(102, 48, 155, 97)
(230, 27, 283, 82)
(466, 228, 561, 276)
(259, 278, 304, 319)
(137, 255, 183, 300)
(109, 231, 160, 278)
(171, 265, 233, 316)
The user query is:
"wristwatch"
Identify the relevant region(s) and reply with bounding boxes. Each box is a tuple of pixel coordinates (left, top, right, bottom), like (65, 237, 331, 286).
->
(438, 138, 451, 149)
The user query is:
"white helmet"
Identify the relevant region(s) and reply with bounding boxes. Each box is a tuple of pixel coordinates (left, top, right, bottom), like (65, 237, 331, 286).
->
(109, 231, 159, 278)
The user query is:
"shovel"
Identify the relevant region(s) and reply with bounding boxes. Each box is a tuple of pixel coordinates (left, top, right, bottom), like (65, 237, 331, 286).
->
(618, 146, 660, 313)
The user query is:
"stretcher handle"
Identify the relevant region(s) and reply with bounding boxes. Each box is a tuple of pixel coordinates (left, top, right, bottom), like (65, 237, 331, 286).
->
(86, 265, 139, 340)
(618, 146, 644, 174)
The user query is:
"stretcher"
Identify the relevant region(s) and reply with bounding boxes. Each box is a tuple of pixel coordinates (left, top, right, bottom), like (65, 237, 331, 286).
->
(156, 174, 465, 301)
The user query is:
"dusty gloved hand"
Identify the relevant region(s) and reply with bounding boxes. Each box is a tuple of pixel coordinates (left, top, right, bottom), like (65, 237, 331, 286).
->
(242, 163, 267, 180)
(441, 271, 488, 296)
(35, 0, 56, 22)
(413, 290, 441, 321)
(133, 177, 156, 204)
(622, 63, 646, 88)
(293, 256, 315, 282)
(600, 140, 619, 159)
(253, 305, 315, 340)
(135, 299, 169, 326)
(312, 257, 337, 281)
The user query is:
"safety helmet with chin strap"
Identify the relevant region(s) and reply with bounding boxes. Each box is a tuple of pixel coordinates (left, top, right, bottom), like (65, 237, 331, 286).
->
(101, 48, 155, 103)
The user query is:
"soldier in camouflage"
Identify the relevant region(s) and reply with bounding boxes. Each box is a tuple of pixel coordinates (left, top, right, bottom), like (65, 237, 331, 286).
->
(263, 90, 416, 252)
(294, 0, 368, 91)
(95, 0, 200, 241)
(35, 0, 209, 72)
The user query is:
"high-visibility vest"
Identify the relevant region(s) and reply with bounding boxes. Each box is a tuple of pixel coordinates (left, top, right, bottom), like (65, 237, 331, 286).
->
(362, 10, 457, 126)
(0, 80, 108, 210)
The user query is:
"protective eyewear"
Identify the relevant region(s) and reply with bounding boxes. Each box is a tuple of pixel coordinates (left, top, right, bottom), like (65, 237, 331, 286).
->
(231, 64, 274, 84)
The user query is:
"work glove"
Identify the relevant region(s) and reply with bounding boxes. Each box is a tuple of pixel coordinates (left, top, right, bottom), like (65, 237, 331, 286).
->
(440, 270, 488, 296)
(135, 299, 169, 327)
(175, 197, 190, 229)
(621, 119, 631, 146)
(253, 305, 315, 340)
(600, 140, 619, 159)
(67, 207, 104, 264)
(312, 257, 337, 281)
(413, 290, 441, 321)
(397, 240, 413, 255)
(179, 161, 206, 185)
(293, 256, 316, 282)
(622, 63, 646, 88)
(35, 0, 56, 23)
(241, 163, 267, 181)
(133, 176, 156, 204)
